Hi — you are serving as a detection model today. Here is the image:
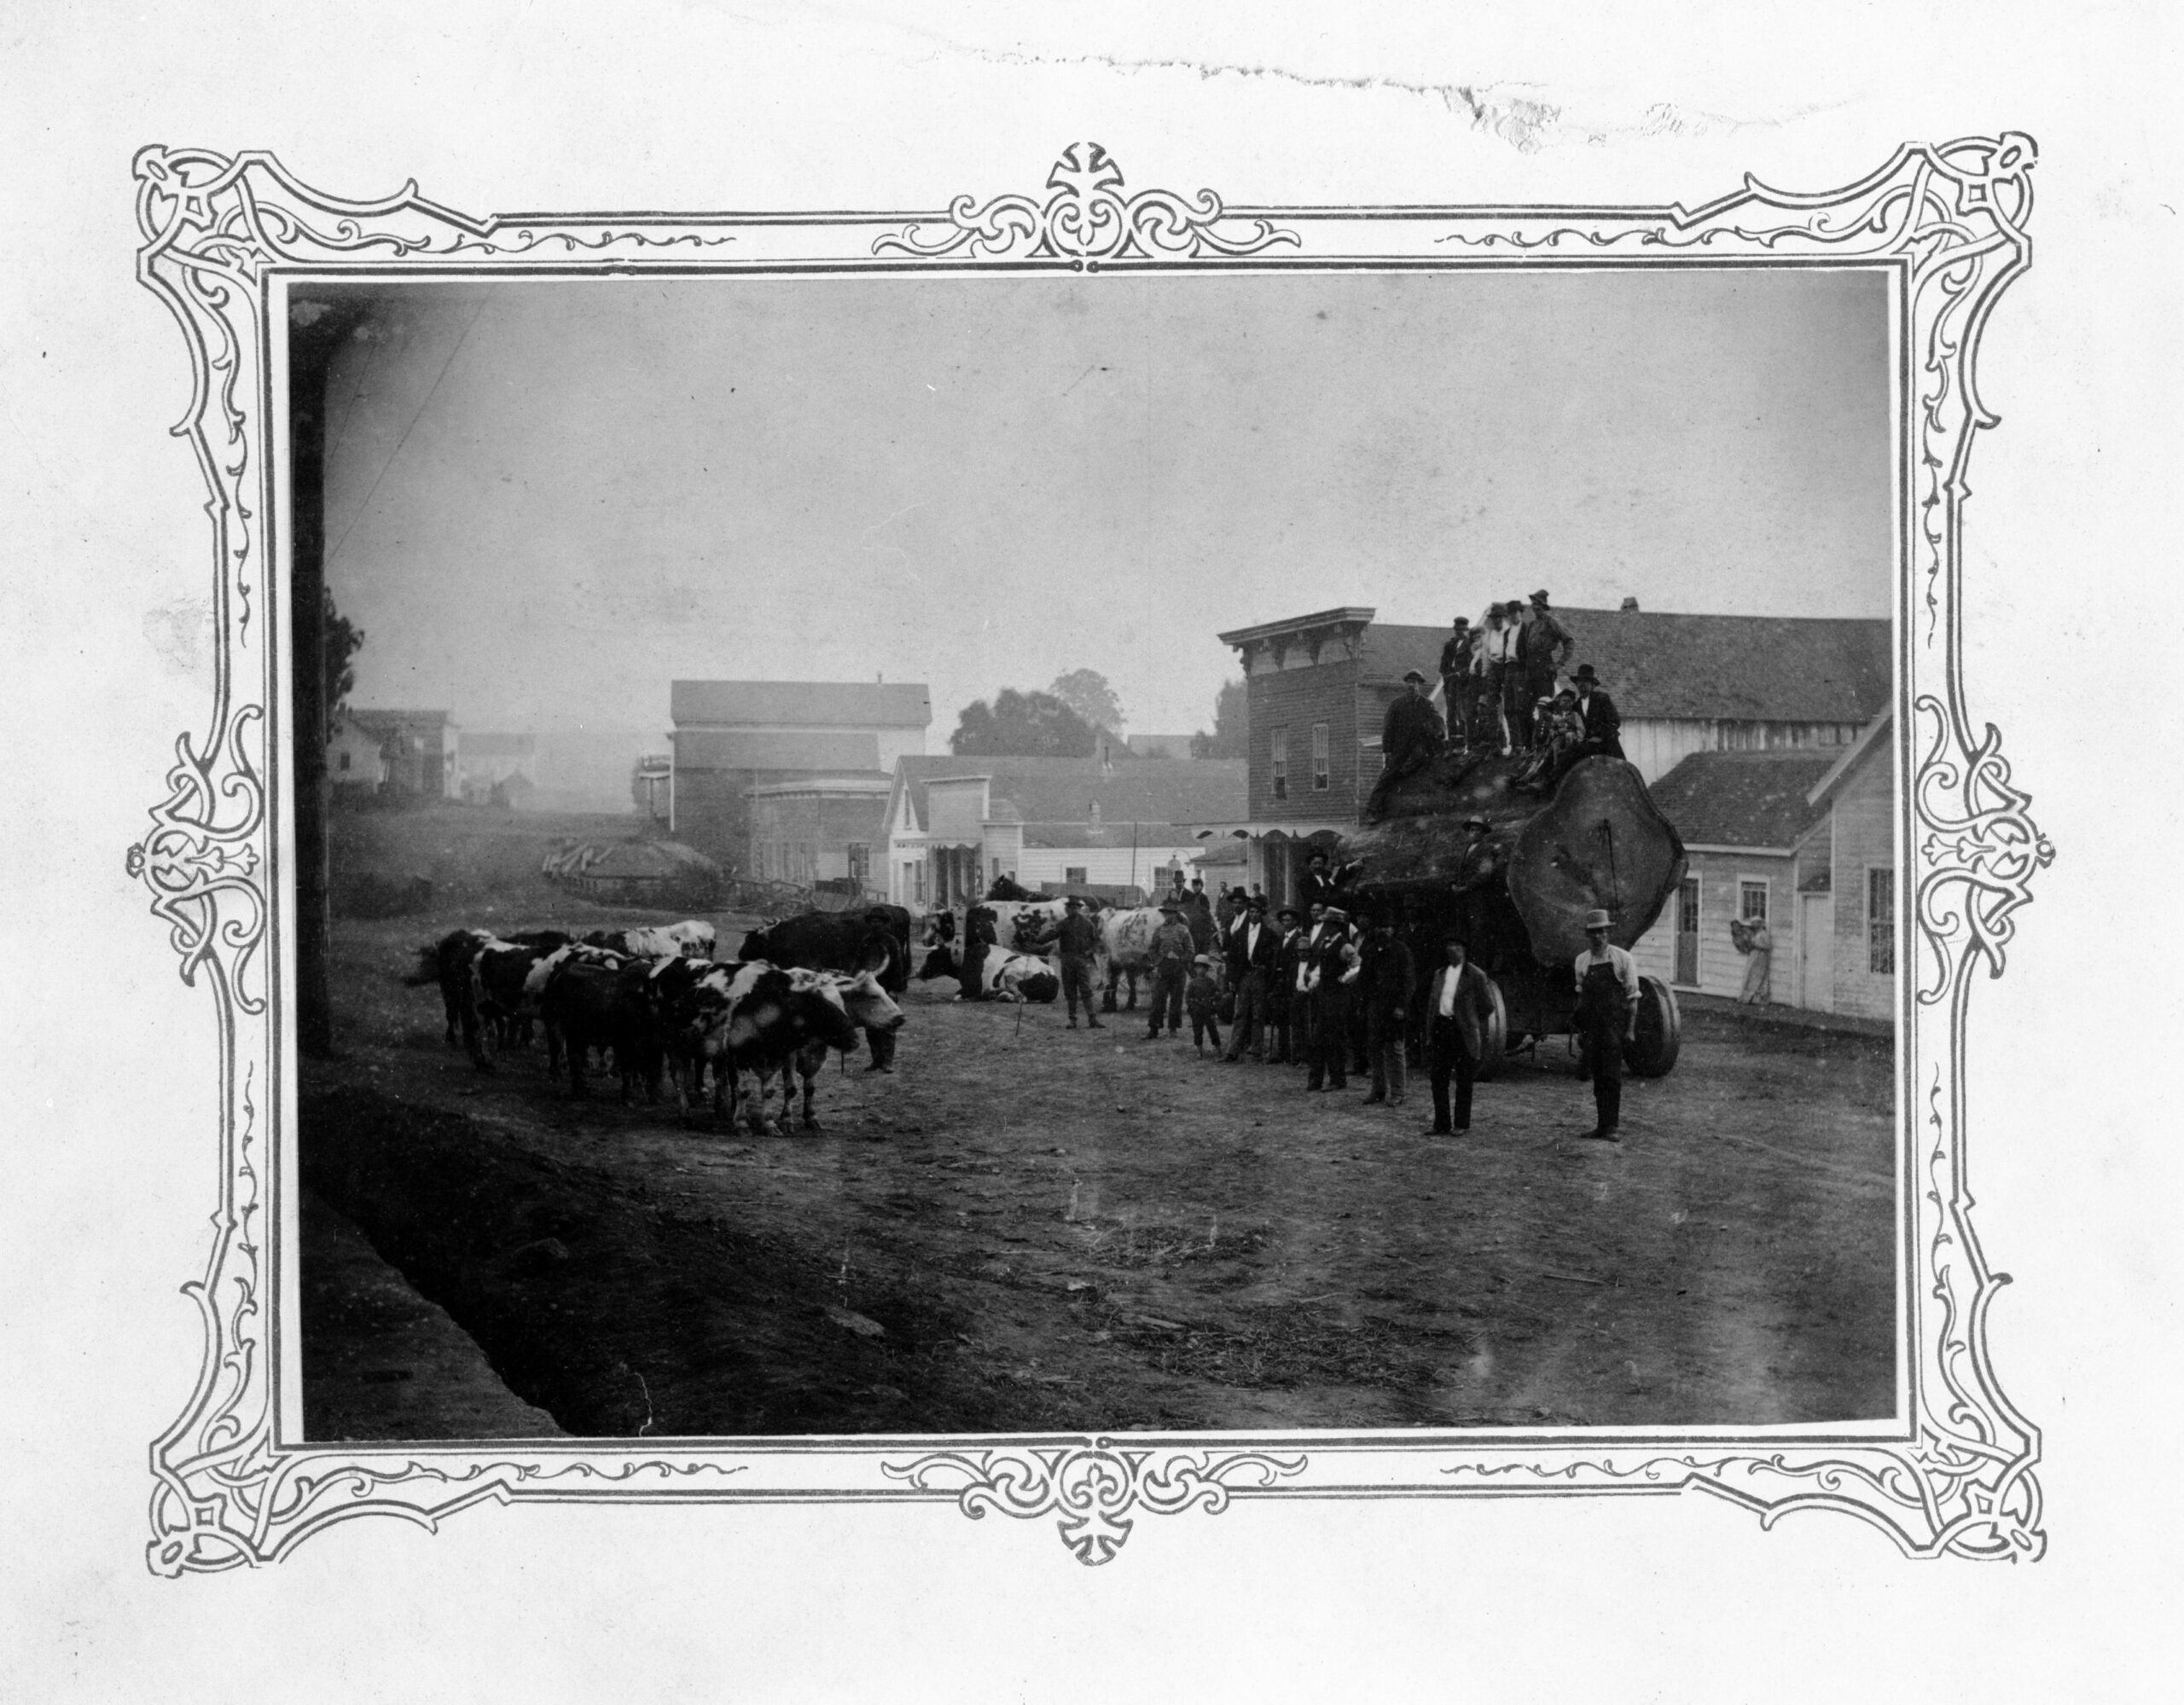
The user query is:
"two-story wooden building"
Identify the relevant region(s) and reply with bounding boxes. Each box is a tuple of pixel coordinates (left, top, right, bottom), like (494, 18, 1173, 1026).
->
(668, 680, 931, 876)
(1208, 605, 1891, 909)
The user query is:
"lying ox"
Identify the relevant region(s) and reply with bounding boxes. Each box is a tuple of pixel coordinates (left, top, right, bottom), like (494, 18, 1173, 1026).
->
(583, 920, 715, 960)
(915, 942, 1061, 1003)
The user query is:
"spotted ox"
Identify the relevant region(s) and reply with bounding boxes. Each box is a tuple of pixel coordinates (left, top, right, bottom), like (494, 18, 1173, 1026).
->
(687, 961, 866, 1134)
(740, 909, 907, 1070)
(466, 938, 570, 1067)
(915, 942, 1060, 1003)
(770, 971, 907, 1131)
(1094, 906, 1165, 1012)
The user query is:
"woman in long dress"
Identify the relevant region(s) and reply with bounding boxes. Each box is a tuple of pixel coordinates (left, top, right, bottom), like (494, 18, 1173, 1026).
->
(1733, 916, 1773, 1005)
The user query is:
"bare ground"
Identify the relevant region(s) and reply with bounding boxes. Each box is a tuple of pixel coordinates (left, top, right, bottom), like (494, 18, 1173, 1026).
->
(301, 907, 1897, 1439)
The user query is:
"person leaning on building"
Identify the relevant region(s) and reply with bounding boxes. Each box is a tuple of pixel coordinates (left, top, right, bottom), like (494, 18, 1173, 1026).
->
(1572, 908, 1641, 1143)
(1055, 895, 1105, 1030)
(1146, 902, 1196, 1041)
(1358, 913, 1418, 1109)
(1222, 895, 1281, 1061)
(1304, 907, 1362, 1092)
(1422, 934, 1496, 1136)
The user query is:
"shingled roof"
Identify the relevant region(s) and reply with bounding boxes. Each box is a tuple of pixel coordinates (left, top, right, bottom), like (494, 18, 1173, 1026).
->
(894, 756, 1246, 833)
(1355, 608, 1891, 724)
(1647, 749, 1842, 849)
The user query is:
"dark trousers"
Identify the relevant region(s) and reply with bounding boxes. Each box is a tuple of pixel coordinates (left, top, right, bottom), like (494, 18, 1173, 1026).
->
(1503, 669, 1536, 748)
(1479, 664, 1507, 748)
(1190, 1013, 1222, 1050)
(1367, 1008, 1407, 1101)
(1149, 962, 1186, 1035)
(1577, 995, 1627, 1134)
(1440, 674, 1470, 743)
(1060, 954, 1099, 1023)
(1265, 1006, 1292, 1064)
(1306, 989, 1350, 1088)
(1428, 1040, 1477, 1131)
(1224, 970, 1269, 1058)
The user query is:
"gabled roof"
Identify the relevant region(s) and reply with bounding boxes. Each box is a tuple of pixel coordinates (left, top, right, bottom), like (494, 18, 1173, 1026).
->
(1808, 708, 1895, 807)
(1242, 607, 1891, 724)
(1647, 749, 1842, 850)
(892, 756, 1247, 835)
(671, 680, 932, 728)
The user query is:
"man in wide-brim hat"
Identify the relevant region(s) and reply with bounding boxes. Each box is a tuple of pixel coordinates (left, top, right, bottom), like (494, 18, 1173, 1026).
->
(1265, 903, 1303, 1064)
(1147, 902, 1195, 1040)
(1438, 614, 1477, 746)
(1511, 589, 1575, 750)
(1304, 907, 1361, 1092)
(1367, 666, 1447, 821)
(1566, 662, 1624, 766)
(1571, 908, 1640, 1142)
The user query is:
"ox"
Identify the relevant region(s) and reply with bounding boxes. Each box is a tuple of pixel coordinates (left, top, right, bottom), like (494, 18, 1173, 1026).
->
(1094, 906, 1165, 1012)
(583, 921, 714, 960)
(467, 938, 567, 1065)
(703, 961, 866, 1134)
(406, 928, 492, 1050)
(915, 941, 1060, 1003)
(536, 954, 656, 1100)
(740, 909, 907, 1070)
(768, 970, 907, 1132)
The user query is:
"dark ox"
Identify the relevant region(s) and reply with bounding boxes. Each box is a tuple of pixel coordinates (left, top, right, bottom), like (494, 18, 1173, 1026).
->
(740, 909, 909, 1070)
(406, 928, 572, 1058)
(536, 956, 656, 1101)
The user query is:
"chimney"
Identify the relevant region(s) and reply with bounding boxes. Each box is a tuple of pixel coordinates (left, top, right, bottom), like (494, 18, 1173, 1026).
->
(1620, 596, 1640, 612)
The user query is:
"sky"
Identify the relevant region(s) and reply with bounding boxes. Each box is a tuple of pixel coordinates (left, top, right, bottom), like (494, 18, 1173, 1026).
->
(312, 267, 1891, 740)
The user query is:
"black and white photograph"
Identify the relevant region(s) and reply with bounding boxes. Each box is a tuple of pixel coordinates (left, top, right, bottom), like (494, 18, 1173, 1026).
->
(294, 261, 1903, 1443)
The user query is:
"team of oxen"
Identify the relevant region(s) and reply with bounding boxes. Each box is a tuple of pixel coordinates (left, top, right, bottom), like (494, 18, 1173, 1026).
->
(405, 910, 913, 1134)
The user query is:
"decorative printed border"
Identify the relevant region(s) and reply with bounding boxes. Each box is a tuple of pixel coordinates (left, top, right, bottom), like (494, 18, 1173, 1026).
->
(131, 138, 2048, 1572)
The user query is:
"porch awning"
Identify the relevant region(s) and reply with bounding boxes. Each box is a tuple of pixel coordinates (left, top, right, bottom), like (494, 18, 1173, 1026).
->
(1182, 821, 1353, 842)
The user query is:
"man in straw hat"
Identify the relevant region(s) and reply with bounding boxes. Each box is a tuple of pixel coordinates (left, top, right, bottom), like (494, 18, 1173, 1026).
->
(1572, 908, 1641, 1142)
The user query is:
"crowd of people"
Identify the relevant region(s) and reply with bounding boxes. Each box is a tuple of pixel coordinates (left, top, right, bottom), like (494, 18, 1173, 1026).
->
(1046, 852, 1636, 1144)
(1368, 588, 1627, 818)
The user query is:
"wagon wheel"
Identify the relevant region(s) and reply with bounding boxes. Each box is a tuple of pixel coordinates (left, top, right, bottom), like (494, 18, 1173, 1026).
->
(1623, 974, 1682, 1077)
(1473, 972, 1512, 1082)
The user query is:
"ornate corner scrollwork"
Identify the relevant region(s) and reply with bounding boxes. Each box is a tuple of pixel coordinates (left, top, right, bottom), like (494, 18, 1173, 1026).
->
(883, 1446, 1307, 1564)
(874, 142, 1300, 265)
(1913, 698, 2055, 1004)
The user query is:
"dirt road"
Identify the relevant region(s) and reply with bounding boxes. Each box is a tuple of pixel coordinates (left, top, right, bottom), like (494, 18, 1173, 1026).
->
(303, 911, 1897, 1438)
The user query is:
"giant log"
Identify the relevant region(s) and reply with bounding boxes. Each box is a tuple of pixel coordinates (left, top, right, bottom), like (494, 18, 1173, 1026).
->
(1345, 751, 1686, 967)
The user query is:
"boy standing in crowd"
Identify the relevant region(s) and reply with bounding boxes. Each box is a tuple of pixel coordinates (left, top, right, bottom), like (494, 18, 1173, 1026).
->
(1186, 954, 1223, 1057)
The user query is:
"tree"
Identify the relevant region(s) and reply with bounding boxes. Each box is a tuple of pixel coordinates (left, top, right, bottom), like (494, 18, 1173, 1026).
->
(1047, 668, 1125, 736)
(1191, 676, 1248, 758)
(950, 688, 1101, 757)
(322, 587, 365, 740)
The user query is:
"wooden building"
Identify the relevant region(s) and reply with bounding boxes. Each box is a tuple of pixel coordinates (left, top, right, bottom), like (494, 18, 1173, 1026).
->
(668, 680, 931, 876)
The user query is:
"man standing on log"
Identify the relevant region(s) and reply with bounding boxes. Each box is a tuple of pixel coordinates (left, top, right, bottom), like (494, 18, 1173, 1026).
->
(1438, 615, 1475, 745)
(1572, 908, 1641, 1142)
(1515, 589, 1577, 747)
(1367, 670, 1446, 820)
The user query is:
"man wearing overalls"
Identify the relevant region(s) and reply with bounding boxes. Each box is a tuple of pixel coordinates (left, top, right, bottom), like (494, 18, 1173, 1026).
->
(1572, 907, 1640, 1143)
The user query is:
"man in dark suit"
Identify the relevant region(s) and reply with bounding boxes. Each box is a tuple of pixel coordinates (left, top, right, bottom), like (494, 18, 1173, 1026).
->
(1568, 663, 1624, 763)
(1221, 896, 1283, 1060)
(1358, 914, 1418, 1106)
(1422, 935, 1496, 1135)
(1298, 850, 1343, 914)
(1437, 616, 1475, 745)
(1366, 670, 1446, 820)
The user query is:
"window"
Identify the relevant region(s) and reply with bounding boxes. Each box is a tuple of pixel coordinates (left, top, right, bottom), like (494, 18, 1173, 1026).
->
(846, 843, 870, 885)
(1740, 880, 1769, 923)
(337, 751, 351, 773)
(1312, 722, 1329, 791)
(911, 861, 926, 904)
(1867, 867, 1895, 976)
(1065, 866, 1088, 885)
(1271, 728, 1289, 801)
